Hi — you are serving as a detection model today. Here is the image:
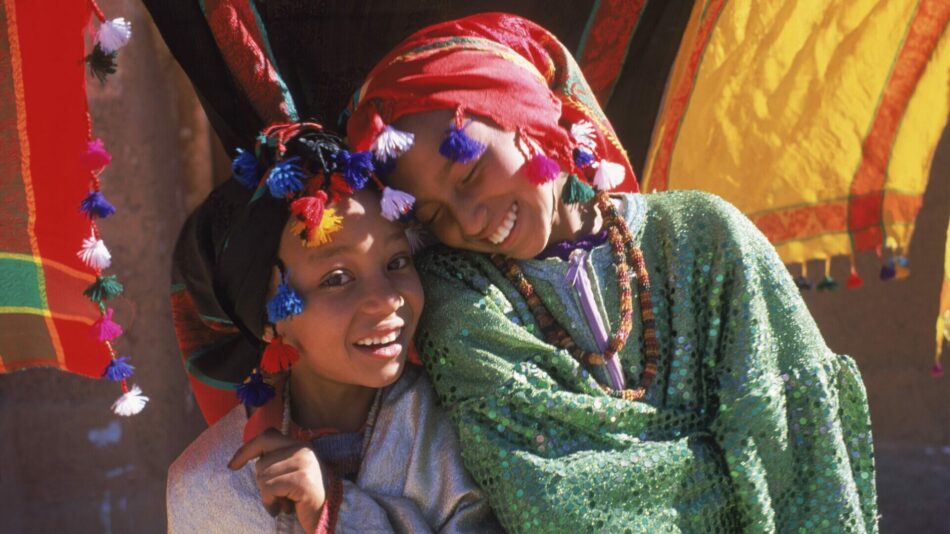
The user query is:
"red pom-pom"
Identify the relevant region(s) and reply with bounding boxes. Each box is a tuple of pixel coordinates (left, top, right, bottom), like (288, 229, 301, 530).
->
(260, 336, 300, 373)
(523, 154, 560, 185)
(290, 191, 328, 228)
(932, 362, 944, 378)
(82, 139, 112, 171)
(846, 271, 864, 289)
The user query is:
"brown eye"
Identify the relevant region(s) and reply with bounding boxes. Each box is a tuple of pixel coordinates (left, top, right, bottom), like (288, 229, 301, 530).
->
(320, 270, 353, 288)
(388, 255, 411, 271)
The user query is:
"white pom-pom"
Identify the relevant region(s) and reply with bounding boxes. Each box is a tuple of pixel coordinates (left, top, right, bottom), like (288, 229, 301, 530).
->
(380, 187, 415, 222)
(111, 384, 149, 416)
(372, 126, 415, 162)
(592, 160, 626, 191)
(78, 231, 111, 270)
(571, 120, 596, 149)
(97, 18, 132, 53)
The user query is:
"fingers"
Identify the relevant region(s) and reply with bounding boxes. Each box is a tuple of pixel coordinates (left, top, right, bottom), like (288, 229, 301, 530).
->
(229, 428, 299, 470)
(264, 497, 295, 517)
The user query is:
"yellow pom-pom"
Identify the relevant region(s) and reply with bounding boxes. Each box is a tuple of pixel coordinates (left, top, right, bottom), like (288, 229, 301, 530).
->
(294, 207, 343, 247)
(893, 265, 911, 280)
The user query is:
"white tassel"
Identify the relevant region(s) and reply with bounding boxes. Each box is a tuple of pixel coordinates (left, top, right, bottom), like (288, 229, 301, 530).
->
(96, 18, 132, 53)
(571, 120, 596, 149)
(372, 126, 415, 162)
(111, 384, 149, 416)
(78, 231, 111, 270)
(380, 187, 415, 222)
(593, 160, 626, 191)
(404, 222, 434, 254)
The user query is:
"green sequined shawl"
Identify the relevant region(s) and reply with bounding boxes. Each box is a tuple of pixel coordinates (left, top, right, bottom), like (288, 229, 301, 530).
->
(415, 191, 877, 533)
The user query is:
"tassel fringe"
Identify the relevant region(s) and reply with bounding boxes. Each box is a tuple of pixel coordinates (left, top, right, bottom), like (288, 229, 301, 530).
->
(78, 231, 112, 270)
(84, 275, 124, 304)
(97, 18, 132, 53)
(112, 384, 149, 416)
(102, 356, 135, 381)
(380, 187, 416, 222)
(266, 274, 304, 323)
(561, 173, 595, 204)
(266, 157, 306, 198)
(592, 160, 625, 191)
(237, 370, 275, 408)
(439, 123, 485, 163)
(260, 336, 300, 373)
(372, 126, 414, 162)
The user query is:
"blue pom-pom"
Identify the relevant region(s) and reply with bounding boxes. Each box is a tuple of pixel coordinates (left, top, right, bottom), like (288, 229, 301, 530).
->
(102, 355, 134, 381)
(266, 275, 304, 323)
(896, 255, 909, 268)
(265, 157, 306, 198)
(793, 275, 812, 291)
(232, 148, 262, 189)
(373, 156, 397, 178)
(80, 191, 116, 219)
(336, 150, 373, 190)
(236, 370, 275, 407)
(439, 123, 486, 163)
(573, 147, 595, 168)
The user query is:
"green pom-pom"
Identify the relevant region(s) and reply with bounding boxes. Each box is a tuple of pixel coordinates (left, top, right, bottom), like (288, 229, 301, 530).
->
(83, 275, 124, 304)
(561, 173, 595, 204)
(816, 275, 839, 291)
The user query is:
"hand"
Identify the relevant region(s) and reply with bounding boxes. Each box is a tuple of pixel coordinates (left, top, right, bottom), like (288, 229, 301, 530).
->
(229, 428, 327, 531)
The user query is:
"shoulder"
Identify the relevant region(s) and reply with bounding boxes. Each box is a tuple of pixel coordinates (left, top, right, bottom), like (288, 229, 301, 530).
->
(167, 405, 249, 504)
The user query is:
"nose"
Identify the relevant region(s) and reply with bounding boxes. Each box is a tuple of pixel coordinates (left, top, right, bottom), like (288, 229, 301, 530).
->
(360, 273, 405, 316)
(448, 192, 489, 239)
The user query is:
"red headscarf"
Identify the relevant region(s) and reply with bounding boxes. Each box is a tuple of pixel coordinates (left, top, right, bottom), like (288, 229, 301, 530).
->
(346, 12, 638, 192)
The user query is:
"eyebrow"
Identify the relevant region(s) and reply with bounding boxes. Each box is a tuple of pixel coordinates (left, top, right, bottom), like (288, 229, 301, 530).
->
(304, 227, 408, 262)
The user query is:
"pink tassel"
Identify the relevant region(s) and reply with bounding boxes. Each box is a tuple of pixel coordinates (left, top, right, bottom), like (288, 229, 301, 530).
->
(523, 154, 560, 185)
(81, 139, 112, 171)
(91, 307, 123, 342)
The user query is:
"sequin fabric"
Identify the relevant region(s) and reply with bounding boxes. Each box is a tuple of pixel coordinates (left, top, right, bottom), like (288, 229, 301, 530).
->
(416, 191, 878, 533)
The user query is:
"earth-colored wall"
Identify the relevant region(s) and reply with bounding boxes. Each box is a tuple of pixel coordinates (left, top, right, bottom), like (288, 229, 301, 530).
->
(0, 2, 947, 532)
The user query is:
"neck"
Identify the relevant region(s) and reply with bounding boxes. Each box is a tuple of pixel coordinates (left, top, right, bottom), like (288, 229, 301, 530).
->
(549, 174, 606, 243)
(288, 368, 376, 432)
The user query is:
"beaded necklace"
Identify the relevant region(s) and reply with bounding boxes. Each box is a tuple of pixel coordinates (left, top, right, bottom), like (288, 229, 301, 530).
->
(490, 192, 658, 401)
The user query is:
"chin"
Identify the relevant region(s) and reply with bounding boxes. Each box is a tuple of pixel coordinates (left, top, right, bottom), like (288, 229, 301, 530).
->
(365, 359, 406, 388)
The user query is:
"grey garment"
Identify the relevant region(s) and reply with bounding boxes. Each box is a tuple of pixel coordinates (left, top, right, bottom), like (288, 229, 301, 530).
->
(167, 366, 501, 533)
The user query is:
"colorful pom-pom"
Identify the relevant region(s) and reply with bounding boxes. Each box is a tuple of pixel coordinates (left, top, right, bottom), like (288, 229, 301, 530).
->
(112, 384, 148, 416)
(266, 273, 304, 323)
(380, 187, 416, 222)
(523, 154, 560, 185)
(816, 276, 839, 291)
(561, 173, 595, 204)
(293, 208, 343, 247)
(896, 255, 909, 268)
(793, 275, 813, 290)
(932, 362, 944, 378)
(232, 148, 262, 189)
(91, 307, 123, 342)
(83, 275, 124, 304)
(846, 271, 864, 290)
(290, 191, 328, 228)
(78, 231, 111, 270)
(237, 370, 275, 408)
(573, 147, 595, 169)
(372, 126, 415, 162)
(880, 261, 897, 281)
(260, 336, 300, 373)
(571, 120, 596, 149)
(327, 175, 354, 204)
(85, 44, 118, 83)
(592, 160, 625, 191)
(96, 18, 132, 53)
(81, 139, 112, 171)
(80, 191, 116, 219)
(439, 123, 486, 164)
(337, 150, 373, 190)
(102, 356, 135, 381)
(265, 157, 305, 198)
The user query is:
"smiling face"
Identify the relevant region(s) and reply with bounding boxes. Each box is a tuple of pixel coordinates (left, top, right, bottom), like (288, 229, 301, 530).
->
(388, 110, 578, 259)
(272, 188, 423, 391)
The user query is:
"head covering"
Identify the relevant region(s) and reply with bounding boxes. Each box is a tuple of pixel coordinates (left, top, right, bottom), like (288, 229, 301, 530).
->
(345, 12, 638, 195)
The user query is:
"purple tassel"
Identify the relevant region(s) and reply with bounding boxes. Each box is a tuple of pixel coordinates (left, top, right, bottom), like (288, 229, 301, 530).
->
(80, 191, 116, 219)
(92, 308, 123, 342)
(232, 148, 262, 189)
(879, 261, 896, 281)
(573, 147, 595, 168)
(237, 370, 275, 407)
(266, 274, 304, 323)
(336, 150, 373, 190)
(439, 123, 486, 163)
(102, 356, 135, 381)
(265, 157, 305, 198)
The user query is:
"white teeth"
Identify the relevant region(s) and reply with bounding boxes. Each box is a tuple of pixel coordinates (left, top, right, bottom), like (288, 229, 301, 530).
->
(488, 204, 518, 245)
(355, 329, 401, 347)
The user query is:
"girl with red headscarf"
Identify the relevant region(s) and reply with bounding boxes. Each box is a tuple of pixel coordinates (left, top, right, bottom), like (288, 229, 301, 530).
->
(346, 12, 877, 533)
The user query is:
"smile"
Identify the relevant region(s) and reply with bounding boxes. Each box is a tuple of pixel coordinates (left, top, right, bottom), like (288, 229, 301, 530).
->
(354, 328, 402, 347)
(488, 203, 518, 245)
